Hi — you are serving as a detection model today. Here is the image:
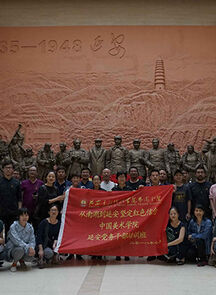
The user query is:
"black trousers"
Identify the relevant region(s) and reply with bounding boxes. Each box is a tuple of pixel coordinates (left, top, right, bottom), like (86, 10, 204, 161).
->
(186, 238, 206, 262)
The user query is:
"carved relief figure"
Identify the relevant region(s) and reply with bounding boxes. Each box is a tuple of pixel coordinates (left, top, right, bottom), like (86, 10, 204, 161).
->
(55, 142, 71, 176)
(181, 145, 201, 181)
(106, 135, 129, 174)
(146, 138, 166, 172)
(164, 143, 181, 181)
(36, 143, 55, 181)
(68, 139, 89, 178)
(21, 148, 37, 179)
(89, 138, 106, 176)
(205, 142, 216, 183)
(0, 135, 9, 161)
(129, 139, 149, 179)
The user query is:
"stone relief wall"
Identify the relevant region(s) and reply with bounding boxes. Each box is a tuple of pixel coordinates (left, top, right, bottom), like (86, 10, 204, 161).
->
(0, 26, 216, 153)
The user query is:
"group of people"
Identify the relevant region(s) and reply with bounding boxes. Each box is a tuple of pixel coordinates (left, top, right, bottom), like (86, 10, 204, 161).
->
(0, 152, 216, 272)
(1, 126, 216, 186)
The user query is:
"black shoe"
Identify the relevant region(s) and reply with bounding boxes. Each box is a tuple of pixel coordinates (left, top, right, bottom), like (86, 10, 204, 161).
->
(157, 255, 167, 261)
(147, 256, 156, 262)
(0, 261, 4, 267)
(197, 260, 207, 267)
(124, 256, 130, 261)
(116, 256, 121, 261)
(66, 254, 74, 260)
(76, 255, 84, 260)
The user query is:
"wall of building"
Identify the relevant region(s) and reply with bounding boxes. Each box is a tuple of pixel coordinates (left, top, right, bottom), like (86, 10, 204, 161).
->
(0, 0, 216, 26)
(0, 1, 216, 153)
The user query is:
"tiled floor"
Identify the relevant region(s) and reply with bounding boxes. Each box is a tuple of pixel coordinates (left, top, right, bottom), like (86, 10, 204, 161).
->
(0, 256, 215, 295)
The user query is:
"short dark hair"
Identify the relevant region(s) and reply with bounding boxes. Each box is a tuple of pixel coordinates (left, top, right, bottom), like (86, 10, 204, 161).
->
(18, 208, 29, 218)
(159, 169, 167, 174)
(129, 166, 139, 174)
(116, 171, 127, 179)
(56, 166, 66, 173)
(2, 160, 14, 169)
(195, 166, 206, 174)
(174, 169, 183, 176)
(45, 170, 55, 179)
(71, 174, 81, 178)
(48, 203, 60, 212)
(194, 204, 205, 211)
(81, 167, 91, 174)
(150, 169, 159, 176)
(193, 204, 205, 221)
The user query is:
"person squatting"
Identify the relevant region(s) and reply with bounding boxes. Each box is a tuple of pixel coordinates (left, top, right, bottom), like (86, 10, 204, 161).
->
(1, 137, 216, 271)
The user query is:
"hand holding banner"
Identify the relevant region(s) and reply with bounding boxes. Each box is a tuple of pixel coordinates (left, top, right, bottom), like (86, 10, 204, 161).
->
(56, 185, 173, 256)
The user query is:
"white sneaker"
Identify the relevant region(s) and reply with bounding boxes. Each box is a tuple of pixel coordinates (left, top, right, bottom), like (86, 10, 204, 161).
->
(10, 264, 17, 272)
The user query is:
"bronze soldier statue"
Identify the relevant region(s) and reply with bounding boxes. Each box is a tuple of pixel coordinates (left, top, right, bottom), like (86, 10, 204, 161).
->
(36, 143, 55, 181)
(21, 148, 37, 179)
(106, 135, 129, 174)
(164, 143, 181, 182)
(129, 139, 150, 180)
(89, 138, 106, 176)
(181, 145, 201, 181)
(146, 138, 166, 172)
(0, 135, 9, 173)
(55, 142, 71, 176)
(204, 142, 216, 183)
(8, 124, 26, 168)
(68, 139, 89, 178)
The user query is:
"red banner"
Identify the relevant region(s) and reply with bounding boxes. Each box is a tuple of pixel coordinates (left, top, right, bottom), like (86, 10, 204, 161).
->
(56, 186, 173, 256)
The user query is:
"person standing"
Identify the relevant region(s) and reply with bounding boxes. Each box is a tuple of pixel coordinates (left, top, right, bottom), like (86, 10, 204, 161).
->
(79, 168, 94, 189)
(126, 167, 145, 190)
(188, 166, 212, 219)
(54, 166, 72, 197)
(112, 171, 132, 261)
(100, 168, 116, 191)
(0, 160, 22, 237)
(21, 166, 43, 223)
(172, 170, 191, 223)
(35, 171, 58, 224)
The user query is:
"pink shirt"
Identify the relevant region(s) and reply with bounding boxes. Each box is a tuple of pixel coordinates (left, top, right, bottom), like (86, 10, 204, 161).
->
(209, 184, 216, 219)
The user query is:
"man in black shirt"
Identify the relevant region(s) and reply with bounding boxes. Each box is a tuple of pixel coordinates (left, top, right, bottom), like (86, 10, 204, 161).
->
(0, 160, 22, 236)
(188, 166, 212, 219)
(172, 169, 191, 223)
(126, 167, 145, 190)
